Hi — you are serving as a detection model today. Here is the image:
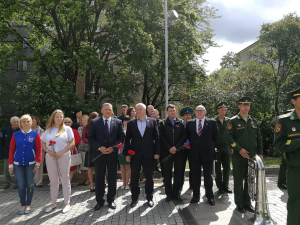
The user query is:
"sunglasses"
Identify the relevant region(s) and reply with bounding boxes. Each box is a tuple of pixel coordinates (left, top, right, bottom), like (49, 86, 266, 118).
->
(64, 121, 71, 124)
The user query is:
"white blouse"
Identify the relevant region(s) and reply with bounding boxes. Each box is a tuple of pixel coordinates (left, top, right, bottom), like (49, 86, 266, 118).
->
(41, 126, 74, 155)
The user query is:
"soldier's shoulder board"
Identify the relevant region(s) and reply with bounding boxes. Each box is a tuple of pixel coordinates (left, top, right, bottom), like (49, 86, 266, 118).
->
(278, 112, 293, 119)
(229, 115, 238, 120)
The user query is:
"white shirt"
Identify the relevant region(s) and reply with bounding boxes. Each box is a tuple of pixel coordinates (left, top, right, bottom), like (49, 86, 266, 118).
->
(196, 118, 205, 134)
(41, 125, 74, 155)
(102, 116, 112, 132)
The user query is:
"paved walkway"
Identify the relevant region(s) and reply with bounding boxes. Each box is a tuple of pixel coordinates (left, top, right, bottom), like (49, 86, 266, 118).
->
(0, 175, 287, 225)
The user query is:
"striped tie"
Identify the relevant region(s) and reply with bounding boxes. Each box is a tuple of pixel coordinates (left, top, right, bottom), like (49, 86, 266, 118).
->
(198, 120, 202, 136)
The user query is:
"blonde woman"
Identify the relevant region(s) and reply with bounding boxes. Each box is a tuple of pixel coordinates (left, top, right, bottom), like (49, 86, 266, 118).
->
(42, 110, 75, 214)
(8, 114, 42, 215)
(77, 115, 90, 186)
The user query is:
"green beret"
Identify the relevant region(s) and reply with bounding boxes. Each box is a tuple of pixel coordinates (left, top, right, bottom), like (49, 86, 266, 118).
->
(287, 87, 300, 99)
(216, 101, 228, 109)
(180, 107, 194, 117)
(238, 96, 252, 104)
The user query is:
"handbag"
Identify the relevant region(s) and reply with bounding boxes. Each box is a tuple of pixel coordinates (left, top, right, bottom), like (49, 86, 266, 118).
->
(78, 143, 90, 152)
(70, 147, 82, 167)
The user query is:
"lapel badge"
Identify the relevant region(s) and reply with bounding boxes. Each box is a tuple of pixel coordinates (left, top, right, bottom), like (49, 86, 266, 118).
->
(176, 125, 179, 127)
(147, 120, 149, 122)
(238, 124, 241, 127)
(112, 121, 114, 124)
(292, 127, 296, 132)
(206, 123, 208, 125)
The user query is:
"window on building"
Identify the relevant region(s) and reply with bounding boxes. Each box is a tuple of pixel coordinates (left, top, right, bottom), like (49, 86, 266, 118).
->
(17, 61, 28, 71)
(91, 83, 101, 94)
(23, 38, 28, 49)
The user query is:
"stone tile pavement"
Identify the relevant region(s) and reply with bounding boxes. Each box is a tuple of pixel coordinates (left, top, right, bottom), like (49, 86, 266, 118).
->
(178, 175, 287, 225)
(0, 175, 287, 225)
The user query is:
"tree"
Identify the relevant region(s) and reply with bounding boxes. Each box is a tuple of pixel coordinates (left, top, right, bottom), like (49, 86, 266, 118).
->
(121, 0, 218, 108)
(251, 12, 300, 116)
(220, 51, 240, 69)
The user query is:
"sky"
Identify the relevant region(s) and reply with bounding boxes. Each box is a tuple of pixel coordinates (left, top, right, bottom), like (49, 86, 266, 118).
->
(204, 0, 300, 73)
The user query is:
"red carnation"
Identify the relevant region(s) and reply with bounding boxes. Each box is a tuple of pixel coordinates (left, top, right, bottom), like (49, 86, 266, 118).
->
(118, 143, 123, 149)
(184, 143, 190, 150)
(128, 150, 135, 156)
(49, 140, 56, 146)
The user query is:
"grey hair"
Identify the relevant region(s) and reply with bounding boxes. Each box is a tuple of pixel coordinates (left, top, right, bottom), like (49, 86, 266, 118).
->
(102, 103, 113, 109)
(135, 103, 146, 109)
(196, 105, 206, 111)
(10, 116, 20, 122)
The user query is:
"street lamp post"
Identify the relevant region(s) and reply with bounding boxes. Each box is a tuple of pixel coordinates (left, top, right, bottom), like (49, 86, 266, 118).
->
(164, 1, 178, 118)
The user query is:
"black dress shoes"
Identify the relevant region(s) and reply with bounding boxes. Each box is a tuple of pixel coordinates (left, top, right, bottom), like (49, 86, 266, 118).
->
(207, 198, 215, 206)
(236, 205, 246, 213)
(224, 188, 233, 193)
(277, 183, 287, 189)
(94, 203, 104, 211)
(244, 205, 255, 213)
(147, 200, 154, 208)
(165, 196, 172, 202)
(173, 195, 183, 202)
(108, 202, 116, 210)
(130, 201, 138, 208)
(190, 197, 200, 204)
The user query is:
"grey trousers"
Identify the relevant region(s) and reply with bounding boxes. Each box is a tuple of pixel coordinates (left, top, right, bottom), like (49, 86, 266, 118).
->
(4, 159, 17, 185)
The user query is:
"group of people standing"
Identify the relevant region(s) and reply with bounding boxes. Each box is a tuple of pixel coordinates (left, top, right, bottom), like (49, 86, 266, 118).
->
(1, 86, 300, 225)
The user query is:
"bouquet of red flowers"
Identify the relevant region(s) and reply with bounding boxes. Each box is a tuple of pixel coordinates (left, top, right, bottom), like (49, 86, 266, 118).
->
(162, 143, 190, 163)
(128, 150, 135, 156)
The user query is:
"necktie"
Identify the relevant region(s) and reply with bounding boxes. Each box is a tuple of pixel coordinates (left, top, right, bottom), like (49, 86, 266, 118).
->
(198, 120, 202, 136)
(104, 119, 109, 137)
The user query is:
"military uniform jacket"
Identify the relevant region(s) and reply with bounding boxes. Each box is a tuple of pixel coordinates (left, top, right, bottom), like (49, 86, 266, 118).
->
(227, 113, 263, 158)
(274, 109, 300, 167)
(214, 116, 231, 155)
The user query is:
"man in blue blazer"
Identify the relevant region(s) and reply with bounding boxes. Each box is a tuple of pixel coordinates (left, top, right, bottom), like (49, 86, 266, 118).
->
(125, 103, 160, 208)
(186, 105, 218, 206)
(88, 103, 124, 210)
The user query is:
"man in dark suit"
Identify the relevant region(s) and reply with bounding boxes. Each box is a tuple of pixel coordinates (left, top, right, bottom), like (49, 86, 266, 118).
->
(0, 116, 20, 189)
(125, 103, 160, 208)
(159, 104, 187, 202)
(88, 103, 124, 210)
(186, 105, 218, 206)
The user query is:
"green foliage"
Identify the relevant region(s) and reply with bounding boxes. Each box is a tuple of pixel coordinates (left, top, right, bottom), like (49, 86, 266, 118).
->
(251, 12, 300, 116)
(12, 75, 102, 125)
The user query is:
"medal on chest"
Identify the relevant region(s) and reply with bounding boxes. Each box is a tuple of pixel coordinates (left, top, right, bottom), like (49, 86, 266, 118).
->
(292, 127, 296, 132)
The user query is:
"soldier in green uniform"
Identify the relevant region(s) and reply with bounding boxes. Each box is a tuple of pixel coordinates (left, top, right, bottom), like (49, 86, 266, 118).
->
(274, 88, 300, 225)
(179, 107, 194, 191)
(276, 109, 293, 190)
(227, 97, 263, 213)
(214, 102, 233, 194)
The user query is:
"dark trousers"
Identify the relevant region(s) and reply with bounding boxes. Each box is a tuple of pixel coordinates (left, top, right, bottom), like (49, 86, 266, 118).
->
(180, 149, 192, 190)
(287, 165, 300, 225)
(232, 155, 250, 206)
(190, 159, 214, 199)
(164, 152, 183, 197)
(278, 154, 287, 185)
(130, 157, 154, 201)
(94, 158, 117, 204)
(215, 152, 231, 190)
